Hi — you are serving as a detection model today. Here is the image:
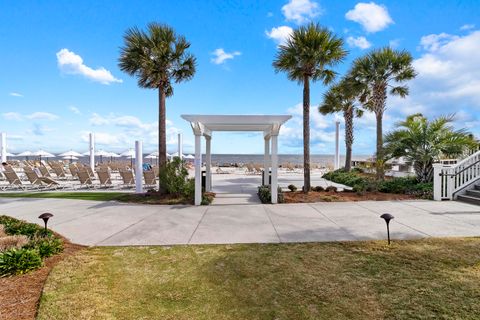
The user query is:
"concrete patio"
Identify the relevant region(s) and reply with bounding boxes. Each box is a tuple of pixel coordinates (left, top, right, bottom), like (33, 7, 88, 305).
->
(1, 198, 479, 246)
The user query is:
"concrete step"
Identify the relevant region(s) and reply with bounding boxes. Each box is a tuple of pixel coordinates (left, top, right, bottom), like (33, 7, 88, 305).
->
(466, 189, 480, 198)
(475, 184, 480, 191)
(457, 194, 480, 206)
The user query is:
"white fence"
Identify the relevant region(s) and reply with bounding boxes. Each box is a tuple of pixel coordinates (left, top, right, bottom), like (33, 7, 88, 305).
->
(433, 151, 480, 200)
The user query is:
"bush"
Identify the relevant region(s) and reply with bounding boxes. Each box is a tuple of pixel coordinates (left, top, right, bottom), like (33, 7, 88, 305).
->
(258, 185, 284, 204)
(323, 170, 371, 192)
(287, 184, 297, 192)
(0, 248, 42, 276)
(313, 186, 324, 192)
(325, 186, 338, 192)
(24, 236, 63, 258)
(0, 235, 29, 252)
(377, 177, 418, 194)
(158, 157, 190, 196)
(0, 215, 50, 238)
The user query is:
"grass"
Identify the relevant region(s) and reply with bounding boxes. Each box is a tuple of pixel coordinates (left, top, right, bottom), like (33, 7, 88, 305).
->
(0, 192, 127, 201)
(37, 238, 480, 319)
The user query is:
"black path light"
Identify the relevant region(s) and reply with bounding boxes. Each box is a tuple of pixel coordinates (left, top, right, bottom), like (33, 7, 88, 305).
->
(38, 212, 53, 235)
(380, 213, 394, 245)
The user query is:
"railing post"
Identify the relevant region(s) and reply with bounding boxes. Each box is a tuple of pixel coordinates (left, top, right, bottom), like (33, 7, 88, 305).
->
(433, 163, 443, 201)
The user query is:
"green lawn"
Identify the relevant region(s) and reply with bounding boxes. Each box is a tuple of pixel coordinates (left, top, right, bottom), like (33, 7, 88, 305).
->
(0, 192, 127, 201)
(37, 238, 480, 319)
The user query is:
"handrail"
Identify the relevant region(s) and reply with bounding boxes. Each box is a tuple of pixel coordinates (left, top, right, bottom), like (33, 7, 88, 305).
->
(452, 150, 480, 167)
(440, 158, 480, 177)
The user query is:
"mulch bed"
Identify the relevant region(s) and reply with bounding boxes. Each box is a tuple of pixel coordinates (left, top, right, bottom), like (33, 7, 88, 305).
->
(283, 191, 417, 203)
(0, 238, 84, 320)
(119, 192, 216, 205)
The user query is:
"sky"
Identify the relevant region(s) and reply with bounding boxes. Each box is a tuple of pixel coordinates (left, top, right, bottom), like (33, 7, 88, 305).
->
(1, 0, 479, 156)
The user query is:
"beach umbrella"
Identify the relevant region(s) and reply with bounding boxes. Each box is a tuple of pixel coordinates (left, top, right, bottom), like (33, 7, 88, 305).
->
(171, 152, 186, 158)
(145, 152, 158, 165)
(106, 152, 121, 162)
(185, 154, 195, 159)
(62, 156, 78, 160)
(32, 150, 56, 162)
(82, 151, 90, 156)
(16, 151, 33, 160)
(1, 152, 16, 157)
(121, 149, 136, 166)
(95, 149, 111, 163)
(58, 150, 83, 162)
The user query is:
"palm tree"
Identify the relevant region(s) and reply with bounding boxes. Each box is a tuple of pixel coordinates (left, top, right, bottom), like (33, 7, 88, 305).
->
(350, 47, 416, 180)
(119, 23, 196, 169)
(273, 23, 347, 192)
(319, 77, 363, 171)
(384, 114, 477, 182)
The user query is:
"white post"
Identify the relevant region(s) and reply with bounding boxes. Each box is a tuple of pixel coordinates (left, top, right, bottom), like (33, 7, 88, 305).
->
(89, 133, 95, 170)
(271, 134, 278, 204)
(205, 136, 212, 192)
(135, 140, 143, 193)
(433, 163, 443, 201)
(264, 137, 270, 185)
(0, 132, 6, 163)
(178, 133, 183, 160)
(334, 121, 340, 170)
(194, 134, 202, 205)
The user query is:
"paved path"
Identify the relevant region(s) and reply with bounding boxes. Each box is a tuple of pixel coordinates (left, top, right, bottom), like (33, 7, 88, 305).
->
(1, 198, 480, 246)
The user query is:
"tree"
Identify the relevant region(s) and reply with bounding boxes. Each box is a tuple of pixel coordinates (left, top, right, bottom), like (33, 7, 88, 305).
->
(319, 77, 363, 171)
(273, 23, 347, 192)
(384, 114, 477, 182)
(119, 23, 196, 169)
(350, 47, 416, 180)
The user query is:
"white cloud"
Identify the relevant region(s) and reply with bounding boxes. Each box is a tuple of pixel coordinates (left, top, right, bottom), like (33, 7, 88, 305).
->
(81, 131, 122, 146)
(3, 112, 58, 121)
(26, 112, 59, 120)
(89, 113, 110, 126)
(266, 26, 294, 45)
(282, 0, 322, 24)
(9, 92, 23, 97)
(69, 106, 81, 114)
(31, 123, 54, 136)
(345, 2, 393, 33)
(3, 112, 22, 121)
(56, 48, 123, 85)
(419, 33, 459, 51)
(210, 48, 241, 65)
(460, 24, 475, 31)
(346, 36, 372, 49)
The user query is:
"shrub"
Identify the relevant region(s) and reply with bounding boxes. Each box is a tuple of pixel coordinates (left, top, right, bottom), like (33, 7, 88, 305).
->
(323, 170, 371, 192)
(0, 235, 29, 252)
(378, 177, 418, 194)
(158, 157, 190, 196)
(0, 216, 50, 238)
(313, 186, 324, 192)
(24, 236, 63, 258)
(325, 186, 338, 192)
(0, 248, 42, 276)
(258, 185, 284, 204)
(287, 184, 297, 192)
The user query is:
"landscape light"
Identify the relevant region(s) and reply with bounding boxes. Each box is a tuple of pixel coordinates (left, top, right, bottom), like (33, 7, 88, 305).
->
(38, 212, 53, 235)
(380, 213, 394, 245)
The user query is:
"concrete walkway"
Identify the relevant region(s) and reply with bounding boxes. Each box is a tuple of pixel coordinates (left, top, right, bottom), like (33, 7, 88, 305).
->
(1, 198, 480, 246)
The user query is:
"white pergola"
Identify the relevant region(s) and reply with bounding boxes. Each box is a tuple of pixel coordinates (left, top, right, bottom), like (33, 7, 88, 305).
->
(181, 115, 292, 205)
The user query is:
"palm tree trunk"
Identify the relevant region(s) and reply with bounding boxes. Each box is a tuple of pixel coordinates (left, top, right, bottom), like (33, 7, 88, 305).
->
(158, 87, 167, 168)
(373, 83, 387, 180)
(344, 107, 354, 171)
(303, 75, 311, 193)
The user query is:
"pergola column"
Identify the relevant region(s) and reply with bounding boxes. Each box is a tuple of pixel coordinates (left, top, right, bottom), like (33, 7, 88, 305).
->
(271, 134, 278, 204)
(263, 136, 270, 185)
(0, 132, 6, 163)
(205, 135, 212, 191)
(194, 134, 202, 205)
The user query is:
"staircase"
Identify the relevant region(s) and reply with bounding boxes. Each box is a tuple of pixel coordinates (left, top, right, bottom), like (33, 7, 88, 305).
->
(433, 150, 480, 204)
(457, 183, 480, 205)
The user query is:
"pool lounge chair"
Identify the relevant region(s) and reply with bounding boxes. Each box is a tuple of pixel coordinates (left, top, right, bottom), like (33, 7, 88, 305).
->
(119, 170, 135, 188)
(97, 170, 113, 188)
(143, 170, 156, 188)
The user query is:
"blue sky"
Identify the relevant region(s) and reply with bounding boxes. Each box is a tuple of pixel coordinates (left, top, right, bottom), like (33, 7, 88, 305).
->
(1, 0, 479, 155)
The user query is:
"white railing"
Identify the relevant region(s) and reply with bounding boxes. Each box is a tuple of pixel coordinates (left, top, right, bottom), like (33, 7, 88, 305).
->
(433, 150, 480, 200)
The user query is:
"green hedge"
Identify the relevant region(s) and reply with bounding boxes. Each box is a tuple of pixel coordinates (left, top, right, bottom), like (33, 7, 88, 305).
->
(0, 215, 63, 276)
(322, 170, 433, 198)
(258, 185, 284, 204)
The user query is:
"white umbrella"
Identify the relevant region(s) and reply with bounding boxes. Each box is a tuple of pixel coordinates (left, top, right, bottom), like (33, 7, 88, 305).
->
(94, 150, 111, 163)
(16, 151, 33, 160)
(185, 154, 195, 159)
(105, 152, 120, 162)
(171, 152, 186, 158)
(32, 149, 55, 162)
(58, 150, 84, 162)
(62, 156, 78, 160)
(121, 149, 135, 166)
(1, 152, 16, 157)
(82, 151, 90, 156)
